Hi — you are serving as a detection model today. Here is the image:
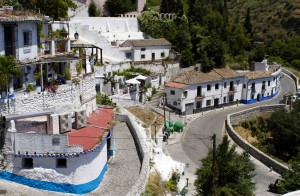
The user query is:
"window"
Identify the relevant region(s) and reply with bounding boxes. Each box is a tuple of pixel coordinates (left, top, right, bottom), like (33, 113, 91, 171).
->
(161, 52, 165, 58)
(52, 138, 60, 146)
(141, 54, 145, 59)
(251, 94, 254, 99)
(57, 158, 67, 168)
(196, 101, 202, 108)
(243, 84, 246, 88)
(215, 83, 219, 90)
(268, 80, 270, 86)
(22, 158, 33, 168)
(183, 91, 188, 98)
(173, 101, 177, 106)
(170, 90, 175, 95)
(23, 31, 32, 47)
(126, 52, 132, 59)
(223, 97, 226, 103)
(206, 100, 211, 106)
(224, 82, 227, 88)
(141, 48, 146, 51)
(207, 85, 211, 91)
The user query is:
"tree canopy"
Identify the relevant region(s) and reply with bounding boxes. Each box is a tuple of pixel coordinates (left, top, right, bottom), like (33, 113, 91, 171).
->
(194, 135, 256, 196)
(104, 0, 135, 17)
(0, 0, 77, 20)
(88, 0, 101, 17)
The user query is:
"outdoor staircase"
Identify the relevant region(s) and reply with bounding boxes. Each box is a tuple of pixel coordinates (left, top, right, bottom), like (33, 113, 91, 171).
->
(148, 86, 165, 108)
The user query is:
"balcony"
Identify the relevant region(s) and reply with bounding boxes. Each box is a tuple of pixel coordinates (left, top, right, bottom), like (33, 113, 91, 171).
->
(195, 92, 205, 100)
(228, 87, 236, 94)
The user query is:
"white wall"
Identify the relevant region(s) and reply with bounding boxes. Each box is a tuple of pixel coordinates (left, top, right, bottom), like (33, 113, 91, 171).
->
(17, 22, 39, 61)
(10, 142, 107, 184)
(132, 45, 171, 61)
(165, 76, 245, 112)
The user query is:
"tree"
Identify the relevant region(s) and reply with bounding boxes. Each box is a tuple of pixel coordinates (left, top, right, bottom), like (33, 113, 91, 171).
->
(277, 152, 300, 194)
(104, 0, 134, 17)
(19, 0, 77, 20)
(88, 0, 101, 17)
(160, 0, 183, 14)
(243, 8, 252, 37)
(195, 135, 256, 196)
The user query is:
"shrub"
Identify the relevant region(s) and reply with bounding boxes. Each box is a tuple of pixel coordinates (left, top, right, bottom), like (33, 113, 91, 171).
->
(25, 84, 34, 93)
(64, 67, 71, 80)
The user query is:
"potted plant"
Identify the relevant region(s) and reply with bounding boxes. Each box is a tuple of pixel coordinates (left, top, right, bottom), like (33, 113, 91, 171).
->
(60, 28, 68, 38)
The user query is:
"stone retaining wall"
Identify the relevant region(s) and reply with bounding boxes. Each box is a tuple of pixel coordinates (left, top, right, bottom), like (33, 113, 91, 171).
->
(115, 107, 150, 196)
(1, 75, 96, 115)
(226, 105, 289, 174)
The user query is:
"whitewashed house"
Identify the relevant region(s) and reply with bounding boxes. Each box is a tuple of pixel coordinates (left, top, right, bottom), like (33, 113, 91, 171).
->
(0, 107, 114, 194)
(241, 60, 281, 104)
(119, 38, 172, 62)
(164, 67, 244, 114)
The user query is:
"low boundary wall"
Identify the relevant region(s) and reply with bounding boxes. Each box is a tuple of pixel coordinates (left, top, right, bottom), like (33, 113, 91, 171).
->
(116, 109, 150, 196)
(226, 105, 289, 174)
(282, 68, 299, 90)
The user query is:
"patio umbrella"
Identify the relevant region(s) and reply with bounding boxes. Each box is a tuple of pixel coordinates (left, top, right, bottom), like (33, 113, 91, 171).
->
(135, 74, 147, 80)
(125, 78, 141, 85)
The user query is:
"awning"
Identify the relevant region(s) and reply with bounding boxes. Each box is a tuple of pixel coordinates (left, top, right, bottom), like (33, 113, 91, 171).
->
(125, 78, 140, 85)
(135, 74, 147, 80)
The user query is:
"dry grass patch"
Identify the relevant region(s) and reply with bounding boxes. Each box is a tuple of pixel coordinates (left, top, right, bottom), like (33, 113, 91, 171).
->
(125, 107, 164, 138)
(234, 126, 258, 143)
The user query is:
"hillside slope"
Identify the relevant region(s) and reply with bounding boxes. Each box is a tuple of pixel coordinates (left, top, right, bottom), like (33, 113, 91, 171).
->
(228, 0, 300, 42)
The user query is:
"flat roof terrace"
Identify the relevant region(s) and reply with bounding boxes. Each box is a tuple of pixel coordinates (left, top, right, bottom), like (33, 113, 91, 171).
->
(68, 107, 114, 151)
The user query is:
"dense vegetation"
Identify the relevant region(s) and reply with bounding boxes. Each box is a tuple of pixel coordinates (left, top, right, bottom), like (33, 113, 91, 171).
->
(104, 0, 135, 17)
(240, 102, 300, 163)
(0, 0, 76, 20)
(139, 0, 300, 71)
(88, 0, 101, 17)
(238, 102, 300, 194)
(195, 135, 255, 195)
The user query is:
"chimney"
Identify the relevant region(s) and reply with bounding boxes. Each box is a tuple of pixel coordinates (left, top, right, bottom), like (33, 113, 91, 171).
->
(195, 63, 202, 72)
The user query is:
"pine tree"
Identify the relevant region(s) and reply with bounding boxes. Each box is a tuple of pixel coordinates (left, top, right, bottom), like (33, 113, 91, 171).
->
(244, 8, 252, 36)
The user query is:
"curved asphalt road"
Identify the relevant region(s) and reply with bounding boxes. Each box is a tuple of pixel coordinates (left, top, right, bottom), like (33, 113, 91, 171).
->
(169, 75, 295, 195)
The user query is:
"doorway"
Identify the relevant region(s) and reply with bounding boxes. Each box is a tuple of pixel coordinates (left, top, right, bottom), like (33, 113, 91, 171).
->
(214, 98, 219, 108)
(107, 133, 111, 160)
(257, 94, 261, 101)
(152, 53, 155, 61)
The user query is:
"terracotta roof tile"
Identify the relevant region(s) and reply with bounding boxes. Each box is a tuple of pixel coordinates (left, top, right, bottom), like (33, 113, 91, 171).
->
(120, 38, 171, 47)
(0, 10, 51, 22)
(165, 82, 188, 89)
(245, 68, 277, 79)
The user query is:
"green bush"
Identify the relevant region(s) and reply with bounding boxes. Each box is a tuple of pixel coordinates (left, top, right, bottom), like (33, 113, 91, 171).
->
(96, 93, 116, 107)
(25, 84, 34, 93)
(64, 67, 71, 80)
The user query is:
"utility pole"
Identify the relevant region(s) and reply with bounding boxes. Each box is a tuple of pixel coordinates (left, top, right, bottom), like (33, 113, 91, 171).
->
(211, 134, 216, 196)
(163, 93, 166, 134)
(154, 122, 157, 144)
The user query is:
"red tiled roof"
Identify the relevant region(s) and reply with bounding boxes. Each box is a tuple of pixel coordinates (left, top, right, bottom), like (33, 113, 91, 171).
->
(68, 108, 113, 151)
(165, 82, 188, 89)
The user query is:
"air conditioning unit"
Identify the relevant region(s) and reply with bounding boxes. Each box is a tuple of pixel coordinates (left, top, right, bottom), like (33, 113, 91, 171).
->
(74, 109, 87, 130)
(59, 113, 72, 133)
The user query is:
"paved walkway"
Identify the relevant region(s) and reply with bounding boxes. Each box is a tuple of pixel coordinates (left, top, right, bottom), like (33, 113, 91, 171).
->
(90, 122, 141, 196)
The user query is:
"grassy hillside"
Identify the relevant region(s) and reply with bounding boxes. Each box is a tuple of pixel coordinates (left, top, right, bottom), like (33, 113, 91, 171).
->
(228, 0, 300, 42)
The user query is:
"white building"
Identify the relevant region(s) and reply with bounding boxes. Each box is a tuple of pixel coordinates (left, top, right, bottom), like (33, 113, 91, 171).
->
(119, 38, 172, 62)
(164, 62, 282, 114)
(165, 67, 244, 114)
(0, 107, 113, 194)
(241, 60, 281, 104)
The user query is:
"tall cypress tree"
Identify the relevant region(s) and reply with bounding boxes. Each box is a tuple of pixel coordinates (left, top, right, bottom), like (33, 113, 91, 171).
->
(244, 8, 253, 36)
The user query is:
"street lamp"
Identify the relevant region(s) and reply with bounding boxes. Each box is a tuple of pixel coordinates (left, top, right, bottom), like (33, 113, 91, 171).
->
(74, 31, 79, 40)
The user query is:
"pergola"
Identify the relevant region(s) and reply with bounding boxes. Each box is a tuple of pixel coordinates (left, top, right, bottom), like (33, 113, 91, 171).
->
(71, 39, 103, 65)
